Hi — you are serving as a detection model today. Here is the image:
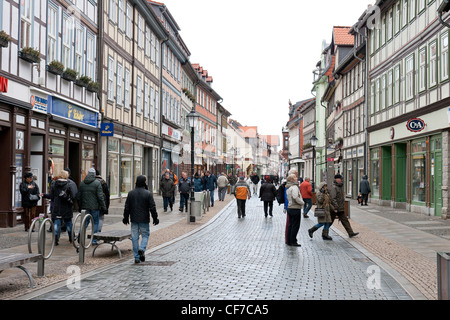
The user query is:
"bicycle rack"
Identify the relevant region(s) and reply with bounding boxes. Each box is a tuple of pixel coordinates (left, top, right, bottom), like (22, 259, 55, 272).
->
(28, 217, 55, 277)
(71, 210, 94, 264)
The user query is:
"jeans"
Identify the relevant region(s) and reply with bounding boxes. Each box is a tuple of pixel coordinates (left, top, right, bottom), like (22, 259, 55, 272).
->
(286, 208, 301, 245)
(85, 210, 100, 244)
(208, 189, 215, 206)
(303, 198, 312, 215)
(163, 197, 173, 210)
(131, 222, 150, 261)
(263, 201, 274, 216)
(218, 187, 227, 201)
(179, 193, 190, 210)
(54, 218, 73, 241)
(314, 222, 330, 230)
(237, 199, 247, 217)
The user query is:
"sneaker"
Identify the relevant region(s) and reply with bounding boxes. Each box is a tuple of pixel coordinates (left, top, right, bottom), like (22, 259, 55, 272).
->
(134, 259, 141, 264)
(138, 249, 145, 262)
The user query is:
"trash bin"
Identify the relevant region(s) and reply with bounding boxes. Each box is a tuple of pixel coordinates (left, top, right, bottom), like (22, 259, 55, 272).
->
(344, 200, 351, 219)
(437, 252, 450, 300)
(188, 201, 201, 223)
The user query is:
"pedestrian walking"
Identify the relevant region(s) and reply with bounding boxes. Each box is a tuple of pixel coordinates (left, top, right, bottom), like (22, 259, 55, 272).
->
(250, 173, 260, 196)
(203, 171, 217, 207)
(359, 175, 371, 206)
(96, 170, 110, 232)
(228, 173, 238, 187)
(49, 170, 75, 245)
(178, 172, 191, 213)
(285, 174, 304, 247)
(76, 168, 106, 245)
(308, 182, 333, 241)
(193, 172, 204, 192)
(217, 172, 229, 201)
(160, 172, 175, 212)
(20, 172, 41, 232)
(329, 174, 359, 238)
(300, 177, 313, 218)
(170, 170, 178, 205)
(231, 176, 251, 218)
(123, 175, 159, 264)
(259, 178, 277, 217)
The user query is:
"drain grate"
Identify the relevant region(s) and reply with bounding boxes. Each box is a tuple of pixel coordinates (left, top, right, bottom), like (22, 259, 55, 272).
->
(135, 261, 177, 267)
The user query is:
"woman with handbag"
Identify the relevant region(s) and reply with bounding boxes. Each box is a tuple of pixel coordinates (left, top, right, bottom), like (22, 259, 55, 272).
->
(308, 182, 333, 241)
(20, 172, 41, 232)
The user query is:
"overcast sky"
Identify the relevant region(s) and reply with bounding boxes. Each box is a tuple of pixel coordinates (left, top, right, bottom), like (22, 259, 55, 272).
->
(162, 0, 374, 141)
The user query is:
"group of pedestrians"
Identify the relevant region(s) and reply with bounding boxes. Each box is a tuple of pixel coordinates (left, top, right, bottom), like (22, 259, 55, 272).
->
(20, 168, 110, 247)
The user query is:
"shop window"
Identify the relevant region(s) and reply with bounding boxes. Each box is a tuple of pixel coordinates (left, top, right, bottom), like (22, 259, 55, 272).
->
(411, 140, 426, 203)
(108, 138, 119, 197)
(82, 143, 95, 181)
(370, 149, 380, 198)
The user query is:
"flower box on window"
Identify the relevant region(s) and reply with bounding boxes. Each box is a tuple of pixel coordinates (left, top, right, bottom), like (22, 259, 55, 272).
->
(75, 76, 91, 88)
(46, 60, 64, 76)
(0, 31, 10, 48)
(87, 81, 100, 93)
(19, 47, 41, 63)
(61, 68, 77, 82)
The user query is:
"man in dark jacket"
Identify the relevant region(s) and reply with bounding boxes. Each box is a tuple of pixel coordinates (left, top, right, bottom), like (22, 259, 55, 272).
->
(203, 171, 217, 207)
(160, 172, 175, 212)
(77, 168, 106, 244)
(329, 174, 359, 238)
(178, 172, 192, 213)
(259, 179, 277, 217)
(250, 173, 260, 196)
(20, 172, 40, 232)
(123, 175, 159, 264)
(359, 175, 371, 206)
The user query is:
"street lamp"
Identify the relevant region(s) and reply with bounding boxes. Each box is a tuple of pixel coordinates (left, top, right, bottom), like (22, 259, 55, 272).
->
(310, 135, 318, 192)
(187, 109, 199, 222)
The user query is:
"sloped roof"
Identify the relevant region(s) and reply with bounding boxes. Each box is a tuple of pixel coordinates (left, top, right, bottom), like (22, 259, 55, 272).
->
(333, 26, 354, 46)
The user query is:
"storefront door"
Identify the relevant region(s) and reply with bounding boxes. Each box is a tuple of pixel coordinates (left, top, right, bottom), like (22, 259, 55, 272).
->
(382, 146, 392, 201)
(395, 144, 407, 203)
(431, 136, 443, 217)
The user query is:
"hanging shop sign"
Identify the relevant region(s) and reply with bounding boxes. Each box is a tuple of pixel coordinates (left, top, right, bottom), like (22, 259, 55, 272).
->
(406, 118, 426, 133)
(49, 96, 98, 128)
(100, 123, 114, 137)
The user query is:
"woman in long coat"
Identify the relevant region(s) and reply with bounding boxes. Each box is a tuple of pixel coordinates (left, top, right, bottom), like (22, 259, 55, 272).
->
(307, 182, 334, 241)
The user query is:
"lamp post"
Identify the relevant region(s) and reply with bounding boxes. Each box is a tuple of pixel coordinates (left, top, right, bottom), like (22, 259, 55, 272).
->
(310, 135, 318, 192)
(187, 109, 199, 222)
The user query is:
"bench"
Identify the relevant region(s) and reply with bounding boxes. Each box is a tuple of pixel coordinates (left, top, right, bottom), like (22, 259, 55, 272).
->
(0, 252, 43, 288)
(91, 230, 132, 259)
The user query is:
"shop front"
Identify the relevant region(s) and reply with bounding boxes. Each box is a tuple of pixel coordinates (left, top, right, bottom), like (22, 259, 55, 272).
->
(369, 107, 449, 217)
(343, 146, 365, 199)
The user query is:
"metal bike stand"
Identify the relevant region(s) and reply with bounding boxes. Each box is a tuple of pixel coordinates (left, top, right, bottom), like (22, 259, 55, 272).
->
(28, 218, 55, 278)
(72, 210, 94, 264)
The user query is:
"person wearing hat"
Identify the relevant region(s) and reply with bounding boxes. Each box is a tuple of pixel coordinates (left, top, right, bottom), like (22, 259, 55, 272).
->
(328, 174, 359, 238)
(307, 182, 333, 240)
(123, 175, 159, 264)
(231, 175, 251, 218)
(20, 172, 41, 231)
(77, 167, 106, 244)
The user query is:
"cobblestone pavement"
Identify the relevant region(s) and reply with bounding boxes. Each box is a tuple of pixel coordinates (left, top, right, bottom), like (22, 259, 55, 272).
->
(29, 196, 411, 300)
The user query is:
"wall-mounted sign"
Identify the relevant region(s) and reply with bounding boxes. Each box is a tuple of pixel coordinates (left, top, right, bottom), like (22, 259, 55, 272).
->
(406, 118, 426, 133)
(0, 76, 8, 93)
(49, 96, 98, 128)
(30, 94, 48, 113)
(390, 127, 395, 140)
(100, 123, 114, 137)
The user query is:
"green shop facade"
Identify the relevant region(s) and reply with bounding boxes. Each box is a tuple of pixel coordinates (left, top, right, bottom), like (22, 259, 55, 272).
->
(368, 102, 450, 218)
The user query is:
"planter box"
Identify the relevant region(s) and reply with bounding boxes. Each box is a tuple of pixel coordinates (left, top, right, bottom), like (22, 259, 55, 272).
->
(75, 79, 89, 88)
(0, 38, 9, 48)
(61, 72, 77, 82)
(87, 83, 99, 93)
(18, 51, 40, 64)
(46, 65, 64, 76)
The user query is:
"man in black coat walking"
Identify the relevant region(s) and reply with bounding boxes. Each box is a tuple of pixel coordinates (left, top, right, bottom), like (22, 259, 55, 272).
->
(123, 176, 159, 264)
(359, 175, 371, 206)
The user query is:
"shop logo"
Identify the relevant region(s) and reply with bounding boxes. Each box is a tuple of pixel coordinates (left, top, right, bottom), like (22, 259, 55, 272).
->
(407, 118, 426, 133)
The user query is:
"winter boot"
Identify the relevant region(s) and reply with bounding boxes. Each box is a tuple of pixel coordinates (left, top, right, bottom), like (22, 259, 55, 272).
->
(322, 229, 333, 241)
(308, 226, 318, 238)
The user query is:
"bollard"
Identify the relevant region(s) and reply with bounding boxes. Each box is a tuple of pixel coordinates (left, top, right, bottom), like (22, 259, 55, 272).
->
(437, 252, 450, 300)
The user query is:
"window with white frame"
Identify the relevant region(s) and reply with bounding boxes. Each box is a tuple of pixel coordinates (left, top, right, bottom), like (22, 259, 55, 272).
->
(419, 48, 426, 92)
(20, 0, 32, 49)
(126, 3, 132, 38)
(430, 41, 437, 87)
(156, 37, 160, 67)
(108, 56, 115, 101)
(409, 0, 416, 21)
(75, 26, 84, 75)
(48, 5, 58, 63)
(155, 90, 159, 123)
(118, 0, 125, 32)
(151, 32, 156, 63)
(402, 0, 408, 28)
(62, 16, 72, 69)
(144, 82, 149, 118)
(395, 3, 400, 34)
(375, 79, 380, 113)
(145, 26, 151, 57)
(150, 87, 154, 121)
(394, 65, 400, 104)
(136, 76, 142, 114)
(86, 34, 95, 80)
(388, 11, 393, 41)
(405, 54, 415, 100)
(441, 32, 449, 81)
(381, 76, 386, 110)
(138, 15, 144, 49)
(116, 63, 123, 106)
(387, 70, 393, 107)
(124, 68, 131, 108)
(418, 0, 425, 13)
(109, 0, 117, 24)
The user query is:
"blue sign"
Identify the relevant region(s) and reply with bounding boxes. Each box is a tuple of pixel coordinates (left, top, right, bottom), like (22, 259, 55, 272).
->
(406, 118, 426, 133)
(49, 96, 98, 128)
(100, 123, 114, 137)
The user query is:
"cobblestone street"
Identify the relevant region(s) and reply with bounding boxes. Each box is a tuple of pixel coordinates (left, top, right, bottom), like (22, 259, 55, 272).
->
(29, 196, 411, 301)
